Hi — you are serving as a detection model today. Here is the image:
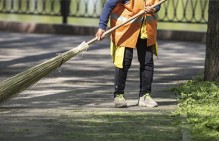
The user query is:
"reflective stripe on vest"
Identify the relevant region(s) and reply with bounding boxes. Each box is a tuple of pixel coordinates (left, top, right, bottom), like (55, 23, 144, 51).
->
(111, 13, 158, 23)
(111, 13, 143, 23)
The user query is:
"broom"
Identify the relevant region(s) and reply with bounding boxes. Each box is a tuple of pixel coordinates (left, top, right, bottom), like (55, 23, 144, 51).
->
(0, 0, 167, 104)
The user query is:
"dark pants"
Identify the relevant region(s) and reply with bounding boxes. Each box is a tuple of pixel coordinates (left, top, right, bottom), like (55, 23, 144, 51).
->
(114, 38, 154, 97)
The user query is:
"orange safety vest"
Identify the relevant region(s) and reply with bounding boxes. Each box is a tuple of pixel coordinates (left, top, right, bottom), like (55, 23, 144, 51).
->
(110, 0, 159, 48)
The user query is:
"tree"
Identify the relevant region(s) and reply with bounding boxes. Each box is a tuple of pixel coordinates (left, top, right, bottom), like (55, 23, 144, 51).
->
(204, 0, 219, 81)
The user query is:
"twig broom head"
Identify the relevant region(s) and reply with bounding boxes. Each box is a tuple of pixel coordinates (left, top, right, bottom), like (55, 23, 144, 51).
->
(0, 41, 89, 105)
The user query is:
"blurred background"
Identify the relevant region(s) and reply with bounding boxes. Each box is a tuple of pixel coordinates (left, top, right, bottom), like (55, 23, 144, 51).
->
(0, 0, 208, 32)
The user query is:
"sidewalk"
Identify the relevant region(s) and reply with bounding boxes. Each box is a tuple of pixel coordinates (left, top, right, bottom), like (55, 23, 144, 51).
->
(0, 32, 205, 140)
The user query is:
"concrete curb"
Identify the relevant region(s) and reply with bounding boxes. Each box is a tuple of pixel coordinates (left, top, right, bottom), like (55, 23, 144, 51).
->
(0, 21, 206, 43)
(0, 21, 97, 35)
(158, 30, 206, 43)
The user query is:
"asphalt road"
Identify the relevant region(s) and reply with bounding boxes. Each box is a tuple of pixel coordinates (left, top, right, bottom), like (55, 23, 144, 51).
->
(0, 32, 205, 140)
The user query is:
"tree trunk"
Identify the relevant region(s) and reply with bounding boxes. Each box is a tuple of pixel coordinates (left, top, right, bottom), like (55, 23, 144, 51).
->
(204, 0, 219, 81)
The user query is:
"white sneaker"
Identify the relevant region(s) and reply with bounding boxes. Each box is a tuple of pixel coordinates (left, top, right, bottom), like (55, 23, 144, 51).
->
(114, 94, 127, 108)
(138, 93, 158, 107)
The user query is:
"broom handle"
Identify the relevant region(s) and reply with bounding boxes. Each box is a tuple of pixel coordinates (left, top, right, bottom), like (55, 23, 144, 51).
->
(86, 0, 167, 45)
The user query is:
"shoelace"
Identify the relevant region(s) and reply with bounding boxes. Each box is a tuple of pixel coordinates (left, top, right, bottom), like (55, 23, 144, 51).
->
(116, 94, 125, 99)
(144, 94, 153, 101)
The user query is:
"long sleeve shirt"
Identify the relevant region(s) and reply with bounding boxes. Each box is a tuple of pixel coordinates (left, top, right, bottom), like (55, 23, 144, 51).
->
(99, 0, 161, 30)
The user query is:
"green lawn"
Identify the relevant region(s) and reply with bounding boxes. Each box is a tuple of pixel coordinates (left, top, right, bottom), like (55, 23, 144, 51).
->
(0, 14, 207, 32)
(58, 111, 182, 141)
(172, 77, 219, 141)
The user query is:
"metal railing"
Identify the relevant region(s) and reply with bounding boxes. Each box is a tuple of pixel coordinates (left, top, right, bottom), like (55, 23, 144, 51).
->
(0, 0, 208, 24)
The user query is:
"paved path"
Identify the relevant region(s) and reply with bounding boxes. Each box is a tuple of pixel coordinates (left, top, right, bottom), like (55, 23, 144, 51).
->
(0, 32, 205, 140)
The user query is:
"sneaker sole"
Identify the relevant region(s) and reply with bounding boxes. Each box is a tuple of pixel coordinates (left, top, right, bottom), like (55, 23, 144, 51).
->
(138, 103, 158, 108)
(115, 103, 127, 108)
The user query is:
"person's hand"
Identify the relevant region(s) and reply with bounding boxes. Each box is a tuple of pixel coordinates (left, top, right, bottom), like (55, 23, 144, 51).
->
(96, 28, 106, 40)
(144, 5, 156, 14)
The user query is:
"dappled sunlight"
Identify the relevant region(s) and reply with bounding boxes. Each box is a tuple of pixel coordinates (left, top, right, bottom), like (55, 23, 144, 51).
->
(0, 32, 206, 140)
(0, 33, 206, 109)
(0, 109, 182, 140)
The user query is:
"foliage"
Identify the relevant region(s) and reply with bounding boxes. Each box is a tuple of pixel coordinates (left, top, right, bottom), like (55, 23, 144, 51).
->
(172, 77, 219, 141)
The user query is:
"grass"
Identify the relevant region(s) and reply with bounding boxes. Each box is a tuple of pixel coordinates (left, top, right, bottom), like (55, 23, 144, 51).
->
(0, 14, 207, 32)
(13, 128, 30, 134)
(59, 112, 181, 141)
(171, 76, 219, 141)
(0, 110, 181, 141)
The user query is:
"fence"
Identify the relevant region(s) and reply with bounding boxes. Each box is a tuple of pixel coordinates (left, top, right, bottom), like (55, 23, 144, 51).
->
(0, 0, 208, 24)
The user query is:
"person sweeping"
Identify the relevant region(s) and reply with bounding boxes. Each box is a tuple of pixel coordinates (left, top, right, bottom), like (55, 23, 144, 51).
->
(96, 0, 161, 108)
